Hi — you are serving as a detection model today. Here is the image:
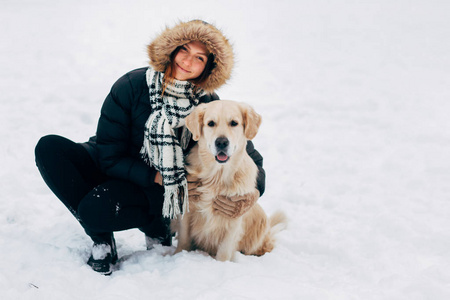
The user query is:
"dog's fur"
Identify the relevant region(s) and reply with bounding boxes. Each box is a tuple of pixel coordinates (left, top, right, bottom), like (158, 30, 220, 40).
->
(173, 100, 287, 261)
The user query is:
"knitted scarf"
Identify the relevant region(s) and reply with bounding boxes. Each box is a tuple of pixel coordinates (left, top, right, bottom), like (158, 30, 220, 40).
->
(140, 67, 206, 219)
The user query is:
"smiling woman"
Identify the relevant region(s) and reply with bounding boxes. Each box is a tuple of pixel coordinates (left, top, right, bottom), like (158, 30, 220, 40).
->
(173, 41, 209, 81)
(163, 40, 218, 90)
(34, 19, 266, 275)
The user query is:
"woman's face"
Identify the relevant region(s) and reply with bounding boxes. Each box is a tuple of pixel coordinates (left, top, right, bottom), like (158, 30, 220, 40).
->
(173, 41, 208, 81)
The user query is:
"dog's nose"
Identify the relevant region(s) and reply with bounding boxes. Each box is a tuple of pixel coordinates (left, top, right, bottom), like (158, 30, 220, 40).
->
(215, 137, 229, 150)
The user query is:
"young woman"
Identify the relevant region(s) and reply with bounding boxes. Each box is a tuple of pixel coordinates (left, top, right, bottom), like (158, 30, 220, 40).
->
(35, 20, 265, 275)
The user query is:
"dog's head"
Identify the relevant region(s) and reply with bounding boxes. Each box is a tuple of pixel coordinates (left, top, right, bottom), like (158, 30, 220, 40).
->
(186, 100, 262, 164)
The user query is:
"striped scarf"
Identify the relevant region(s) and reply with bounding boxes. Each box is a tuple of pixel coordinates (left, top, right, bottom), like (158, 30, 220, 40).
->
(140, 67, 205, 219)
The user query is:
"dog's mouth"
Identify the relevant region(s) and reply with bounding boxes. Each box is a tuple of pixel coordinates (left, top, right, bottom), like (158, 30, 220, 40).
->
(215, 152, 229, 163)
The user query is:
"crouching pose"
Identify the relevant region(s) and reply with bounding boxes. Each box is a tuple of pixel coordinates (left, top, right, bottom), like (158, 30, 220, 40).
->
(35, 20, 266, 275)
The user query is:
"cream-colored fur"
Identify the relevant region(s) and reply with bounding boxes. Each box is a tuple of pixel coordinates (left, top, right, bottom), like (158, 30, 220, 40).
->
(173, 100, 287, 261)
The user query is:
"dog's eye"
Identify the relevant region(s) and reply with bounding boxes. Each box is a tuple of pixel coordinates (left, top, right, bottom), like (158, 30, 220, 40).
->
(207, 121, 215, 127)
(230, 120, 238, 127)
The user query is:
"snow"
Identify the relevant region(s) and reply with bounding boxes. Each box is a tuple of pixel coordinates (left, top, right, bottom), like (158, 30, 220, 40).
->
(1, 0, 450, 299)
(92, 244, 112, 261)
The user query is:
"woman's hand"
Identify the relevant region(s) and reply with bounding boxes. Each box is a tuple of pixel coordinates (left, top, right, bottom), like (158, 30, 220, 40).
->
(213, 189, 260, 218)
(154, 171, 163, 186)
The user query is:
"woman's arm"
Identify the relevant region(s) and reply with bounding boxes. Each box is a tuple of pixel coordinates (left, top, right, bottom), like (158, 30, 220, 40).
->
(96, 72, 157, 188)
(246, 140, 266, 196)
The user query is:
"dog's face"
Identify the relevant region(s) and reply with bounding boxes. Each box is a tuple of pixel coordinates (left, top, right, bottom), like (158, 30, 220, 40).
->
(186, 100, 261, 164)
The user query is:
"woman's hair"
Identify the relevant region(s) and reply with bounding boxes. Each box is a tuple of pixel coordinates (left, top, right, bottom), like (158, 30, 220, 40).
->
(162, 45, 216, 95)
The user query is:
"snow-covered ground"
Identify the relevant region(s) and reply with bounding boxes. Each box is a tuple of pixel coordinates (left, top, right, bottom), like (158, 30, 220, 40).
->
(1, 0, 450, 299)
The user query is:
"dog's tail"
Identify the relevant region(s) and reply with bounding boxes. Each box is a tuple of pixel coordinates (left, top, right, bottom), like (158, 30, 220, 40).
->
(269, 210, 288, 235)
(255, 211, 288, 256)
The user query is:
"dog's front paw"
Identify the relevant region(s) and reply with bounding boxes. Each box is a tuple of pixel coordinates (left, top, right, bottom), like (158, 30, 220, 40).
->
(215, 249, 235, 262)
(174, 243, 191, 255)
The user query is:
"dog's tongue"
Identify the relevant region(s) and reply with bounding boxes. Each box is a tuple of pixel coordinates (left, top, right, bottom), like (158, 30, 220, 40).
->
(216, 152, 229, 162)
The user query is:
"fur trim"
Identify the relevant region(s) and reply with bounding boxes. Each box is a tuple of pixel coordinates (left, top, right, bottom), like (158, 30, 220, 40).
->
(147, 20, 234, 93)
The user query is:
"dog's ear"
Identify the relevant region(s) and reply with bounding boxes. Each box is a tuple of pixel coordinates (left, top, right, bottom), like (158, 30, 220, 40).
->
(186, 104, 207, 141)
(240, 103, 262, 140)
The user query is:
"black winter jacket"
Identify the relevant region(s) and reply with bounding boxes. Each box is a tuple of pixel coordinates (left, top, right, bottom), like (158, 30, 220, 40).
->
(82, 67, 265, 195)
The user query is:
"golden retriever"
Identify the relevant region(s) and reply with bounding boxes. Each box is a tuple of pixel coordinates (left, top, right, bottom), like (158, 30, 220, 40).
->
(173, 100, 287, 261)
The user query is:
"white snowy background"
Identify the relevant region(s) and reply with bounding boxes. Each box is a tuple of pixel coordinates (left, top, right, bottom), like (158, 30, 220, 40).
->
(1, 0, 450, 299)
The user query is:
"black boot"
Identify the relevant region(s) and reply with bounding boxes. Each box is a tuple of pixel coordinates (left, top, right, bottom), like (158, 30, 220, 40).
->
(86, 233, 118, 275)
(144, 234, 172, 250)
(139, 216, 173, 250)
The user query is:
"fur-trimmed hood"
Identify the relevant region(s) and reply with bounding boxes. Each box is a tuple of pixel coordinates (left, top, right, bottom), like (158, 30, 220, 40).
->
(147, 20, 234, 93)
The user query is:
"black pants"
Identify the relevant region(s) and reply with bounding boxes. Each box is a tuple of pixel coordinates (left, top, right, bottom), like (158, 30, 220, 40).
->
(35, 135, 168, 244)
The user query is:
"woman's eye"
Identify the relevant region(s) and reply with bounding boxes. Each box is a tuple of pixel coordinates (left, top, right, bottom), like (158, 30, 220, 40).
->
(197, 56, 204, 62)
(180, 46, 187, 52)
(208, 121, 215, 127)
(230, 121, 238, 127)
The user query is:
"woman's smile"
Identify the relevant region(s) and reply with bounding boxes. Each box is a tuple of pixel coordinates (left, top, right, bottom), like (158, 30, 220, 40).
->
(176, 63, 191, 74)
(173, 41, 208, 81)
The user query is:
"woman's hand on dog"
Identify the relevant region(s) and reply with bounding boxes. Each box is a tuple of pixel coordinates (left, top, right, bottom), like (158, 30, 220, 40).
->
(213, 189, 260, 218)
(186, 173, 260, 218)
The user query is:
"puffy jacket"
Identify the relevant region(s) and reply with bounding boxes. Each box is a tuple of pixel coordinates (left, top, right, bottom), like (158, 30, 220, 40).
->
(82, 67, 266, 195)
